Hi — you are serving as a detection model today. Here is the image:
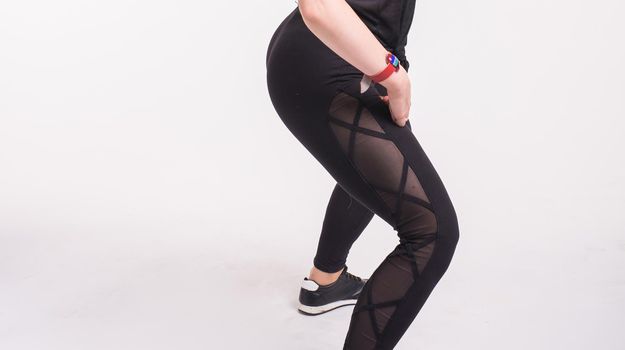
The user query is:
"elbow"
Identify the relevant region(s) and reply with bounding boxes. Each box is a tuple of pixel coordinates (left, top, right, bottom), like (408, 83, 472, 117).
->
(298, 0, 331, 25)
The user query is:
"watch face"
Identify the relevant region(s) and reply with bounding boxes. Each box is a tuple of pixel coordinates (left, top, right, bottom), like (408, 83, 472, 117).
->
(389, 55, 399, 68)
(388, 54, 400, 68)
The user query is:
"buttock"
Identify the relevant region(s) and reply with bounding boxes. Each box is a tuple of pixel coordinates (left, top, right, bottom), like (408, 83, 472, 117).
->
(267, 11, 368, 93)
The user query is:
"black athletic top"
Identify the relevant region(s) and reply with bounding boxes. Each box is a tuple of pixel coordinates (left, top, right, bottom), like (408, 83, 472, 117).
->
(346, 0, 417, 69)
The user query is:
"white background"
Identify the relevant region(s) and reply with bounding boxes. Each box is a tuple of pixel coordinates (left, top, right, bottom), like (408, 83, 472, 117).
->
(1, 0, 624, 349)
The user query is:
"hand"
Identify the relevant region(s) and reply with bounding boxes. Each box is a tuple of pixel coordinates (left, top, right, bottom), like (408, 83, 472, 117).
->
(378, 66, 411, 127)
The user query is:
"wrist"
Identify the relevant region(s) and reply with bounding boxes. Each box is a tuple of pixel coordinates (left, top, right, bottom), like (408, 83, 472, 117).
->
(368, 52, 400, 85)
(379, 65, 407, 91)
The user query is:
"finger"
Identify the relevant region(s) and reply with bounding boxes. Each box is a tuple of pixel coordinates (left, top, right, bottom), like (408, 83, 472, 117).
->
(394, 116, 408, 127)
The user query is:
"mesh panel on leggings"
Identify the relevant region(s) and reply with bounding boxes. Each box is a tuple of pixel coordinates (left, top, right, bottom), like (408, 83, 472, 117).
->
(327, 91, 438, 349)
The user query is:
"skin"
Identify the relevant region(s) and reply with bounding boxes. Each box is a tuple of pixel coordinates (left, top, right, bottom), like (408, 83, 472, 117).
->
(298, 0, 413, 285)
(299, 0, 412, 128)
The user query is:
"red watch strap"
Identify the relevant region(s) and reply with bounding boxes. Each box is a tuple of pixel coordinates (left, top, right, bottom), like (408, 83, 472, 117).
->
(370, 52, 400, 83)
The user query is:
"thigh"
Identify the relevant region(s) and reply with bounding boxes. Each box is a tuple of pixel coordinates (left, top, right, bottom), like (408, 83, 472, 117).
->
(324, 82, 436, 228)
(275, 77, 450, 231)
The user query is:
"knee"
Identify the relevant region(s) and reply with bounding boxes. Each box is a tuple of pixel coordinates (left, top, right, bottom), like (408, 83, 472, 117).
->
(393, 200, 459, 274)
(435, 202, 460, 254)
(396, 200, 459, 252)
(395, 202, 438, 245)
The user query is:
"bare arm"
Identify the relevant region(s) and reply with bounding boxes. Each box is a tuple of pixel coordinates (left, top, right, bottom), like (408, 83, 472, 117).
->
(298, 0, 411, 126)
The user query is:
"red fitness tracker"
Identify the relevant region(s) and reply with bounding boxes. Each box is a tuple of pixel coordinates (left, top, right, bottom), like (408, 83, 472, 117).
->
(369, 52, 400, 83)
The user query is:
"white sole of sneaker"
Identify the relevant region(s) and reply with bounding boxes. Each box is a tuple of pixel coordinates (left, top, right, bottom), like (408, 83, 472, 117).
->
(298, 299, 358, 315)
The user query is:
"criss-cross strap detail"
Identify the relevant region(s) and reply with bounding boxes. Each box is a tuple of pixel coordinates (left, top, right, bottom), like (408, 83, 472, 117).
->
(327, 91, 444, 349)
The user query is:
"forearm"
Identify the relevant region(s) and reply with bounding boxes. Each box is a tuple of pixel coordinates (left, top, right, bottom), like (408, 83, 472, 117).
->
(298, 0, 404, 89)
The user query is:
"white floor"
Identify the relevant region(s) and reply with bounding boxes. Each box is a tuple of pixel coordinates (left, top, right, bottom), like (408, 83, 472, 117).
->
(1, 180, 624, 349)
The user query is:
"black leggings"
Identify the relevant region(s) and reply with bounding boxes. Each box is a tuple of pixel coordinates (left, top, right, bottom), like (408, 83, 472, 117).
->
(266, 8, 460, 350)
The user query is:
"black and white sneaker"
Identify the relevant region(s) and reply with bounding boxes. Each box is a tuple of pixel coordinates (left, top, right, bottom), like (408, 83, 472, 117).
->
(298, 265, 368, 316)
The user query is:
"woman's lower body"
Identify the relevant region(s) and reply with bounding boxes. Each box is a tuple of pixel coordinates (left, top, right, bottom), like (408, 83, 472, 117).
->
(266, 7, 460, 350)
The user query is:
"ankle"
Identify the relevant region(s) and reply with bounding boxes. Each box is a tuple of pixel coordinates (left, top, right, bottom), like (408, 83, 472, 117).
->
(309, 266, 345, 286)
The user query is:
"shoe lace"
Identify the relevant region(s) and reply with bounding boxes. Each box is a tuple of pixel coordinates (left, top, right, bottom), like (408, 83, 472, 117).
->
(344, 270, 362, 282)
